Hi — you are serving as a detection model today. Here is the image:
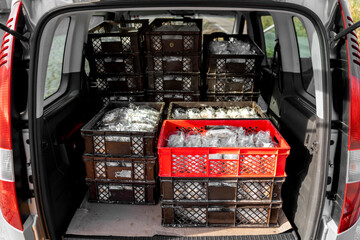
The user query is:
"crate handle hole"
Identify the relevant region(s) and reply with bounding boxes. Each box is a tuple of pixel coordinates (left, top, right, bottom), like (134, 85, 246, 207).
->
(273, 136, 279, 145)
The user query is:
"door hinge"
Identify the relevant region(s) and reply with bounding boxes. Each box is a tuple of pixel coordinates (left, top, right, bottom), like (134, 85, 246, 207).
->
(326, 191, 336, 200)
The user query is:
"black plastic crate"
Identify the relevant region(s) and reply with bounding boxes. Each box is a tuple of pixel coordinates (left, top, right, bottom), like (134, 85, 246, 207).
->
(146, 54, 200, 73)
(206, 93, 260, 102)
(89, 54, 142, 75)
(162, 202, 282, 227)
(161, 177, 284, 203)
(87, 179, 158, 204)
(145, 18, 202, 54)
(147, 91, 201, 103)
(147, 73, 201, 91)
(83, 155, 157, 183)
(206, 74, 260, 93)
(90, 74, 144, 92)
(204, 33, 264, 74)
(88, 20, 148, 54)
(167, 101, 266, 119)
(81, 102, 165, 157)
(95, 92, 146, 108)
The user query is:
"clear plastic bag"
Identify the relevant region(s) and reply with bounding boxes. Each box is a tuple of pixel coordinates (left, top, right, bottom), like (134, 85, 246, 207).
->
(206, 127, 235, 137)
(238, 134, 256, 148)
(132, 106, 159, 125)
(200, 107, 215, 118)
(165, 126, 276, 148)
(255, 131, 275, 147)
(214, 108, 228, 118)
(101, 107, 128, 125)
(172, 108, 187, 119)
(172, 106, 259, 119)
(235, 127, 246, 138)
(97, 104, 160, 132)
(185, 132, 202, 147)
(137, 105, 159, 116)
(209, 41, 228, 54)
(131, 123, 155, 132)
(209, 39, 256, 55)
(227, 107, 242, 118)
(201, 134, 219, 147)
(186, 108, 201, 119)
(167, 131, 185, 147)
(205, 126, 237, 147)
(227, 39, 254, 55)
(222, 133, 238, 147)
(238, 107, 252, 118)
(247, 107, 258, 118)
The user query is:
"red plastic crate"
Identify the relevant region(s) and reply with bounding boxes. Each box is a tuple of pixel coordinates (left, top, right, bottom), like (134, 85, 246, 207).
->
(157, 120, 290, 178)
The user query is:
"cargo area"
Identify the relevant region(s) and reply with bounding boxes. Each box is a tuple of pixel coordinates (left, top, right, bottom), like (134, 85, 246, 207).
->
(29, 5, 329, 240)
(66, 197, 292, 237)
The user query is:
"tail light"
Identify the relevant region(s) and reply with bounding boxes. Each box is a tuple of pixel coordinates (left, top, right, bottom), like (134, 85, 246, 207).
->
(337, 0, 360, 233)
(0, 1, 23, 231)
(338, 181, 360, 233)
(338, 75, 360, 233)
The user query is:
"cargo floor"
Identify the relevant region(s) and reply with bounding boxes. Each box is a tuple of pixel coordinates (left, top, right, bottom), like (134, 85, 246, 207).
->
(66, 196, 293, 237)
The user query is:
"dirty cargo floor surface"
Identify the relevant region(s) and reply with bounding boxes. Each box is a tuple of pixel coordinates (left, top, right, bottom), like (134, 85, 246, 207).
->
(66, 197, 292, 237)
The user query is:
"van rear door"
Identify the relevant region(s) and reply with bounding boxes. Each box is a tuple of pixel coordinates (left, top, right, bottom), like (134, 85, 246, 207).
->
(0, 1, 37, 239)
(320, 0, 360, 238)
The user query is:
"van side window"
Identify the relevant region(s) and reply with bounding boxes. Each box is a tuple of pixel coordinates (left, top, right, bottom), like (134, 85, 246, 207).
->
(199, 14, 235, 34)
(260, 15, 276, 58)
(292, 17, 314, 97)
(242, 19, 248, 34)
(89, 16, 104, 29)
(44, 18, 70, 99)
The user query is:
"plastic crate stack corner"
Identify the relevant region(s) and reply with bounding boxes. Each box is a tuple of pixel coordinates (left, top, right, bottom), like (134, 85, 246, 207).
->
(86, 20, 149, 107)
(203, 33, 264, 102)
(157, 119, 290, 227)
(144, 18, 202, 103)
(81, 102, 165, 204)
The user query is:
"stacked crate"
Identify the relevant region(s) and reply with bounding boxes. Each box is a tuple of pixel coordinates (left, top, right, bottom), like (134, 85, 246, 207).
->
(157, 119, 289, 227)
(81, 102, 165, 204)
(203, 33, 264, 102)
(144, 18, 202, 103)
(166, 101, 267, 119)
(86, 20, 148, 107)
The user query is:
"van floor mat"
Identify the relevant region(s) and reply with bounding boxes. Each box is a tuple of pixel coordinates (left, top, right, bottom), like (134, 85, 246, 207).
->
(64, 232, 298, 240)
(66, 199, 293, 238)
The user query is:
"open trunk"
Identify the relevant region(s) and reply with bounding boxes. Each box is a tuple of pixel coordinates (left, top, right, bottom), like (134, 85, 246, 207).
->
(27, 2, 330, 240)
